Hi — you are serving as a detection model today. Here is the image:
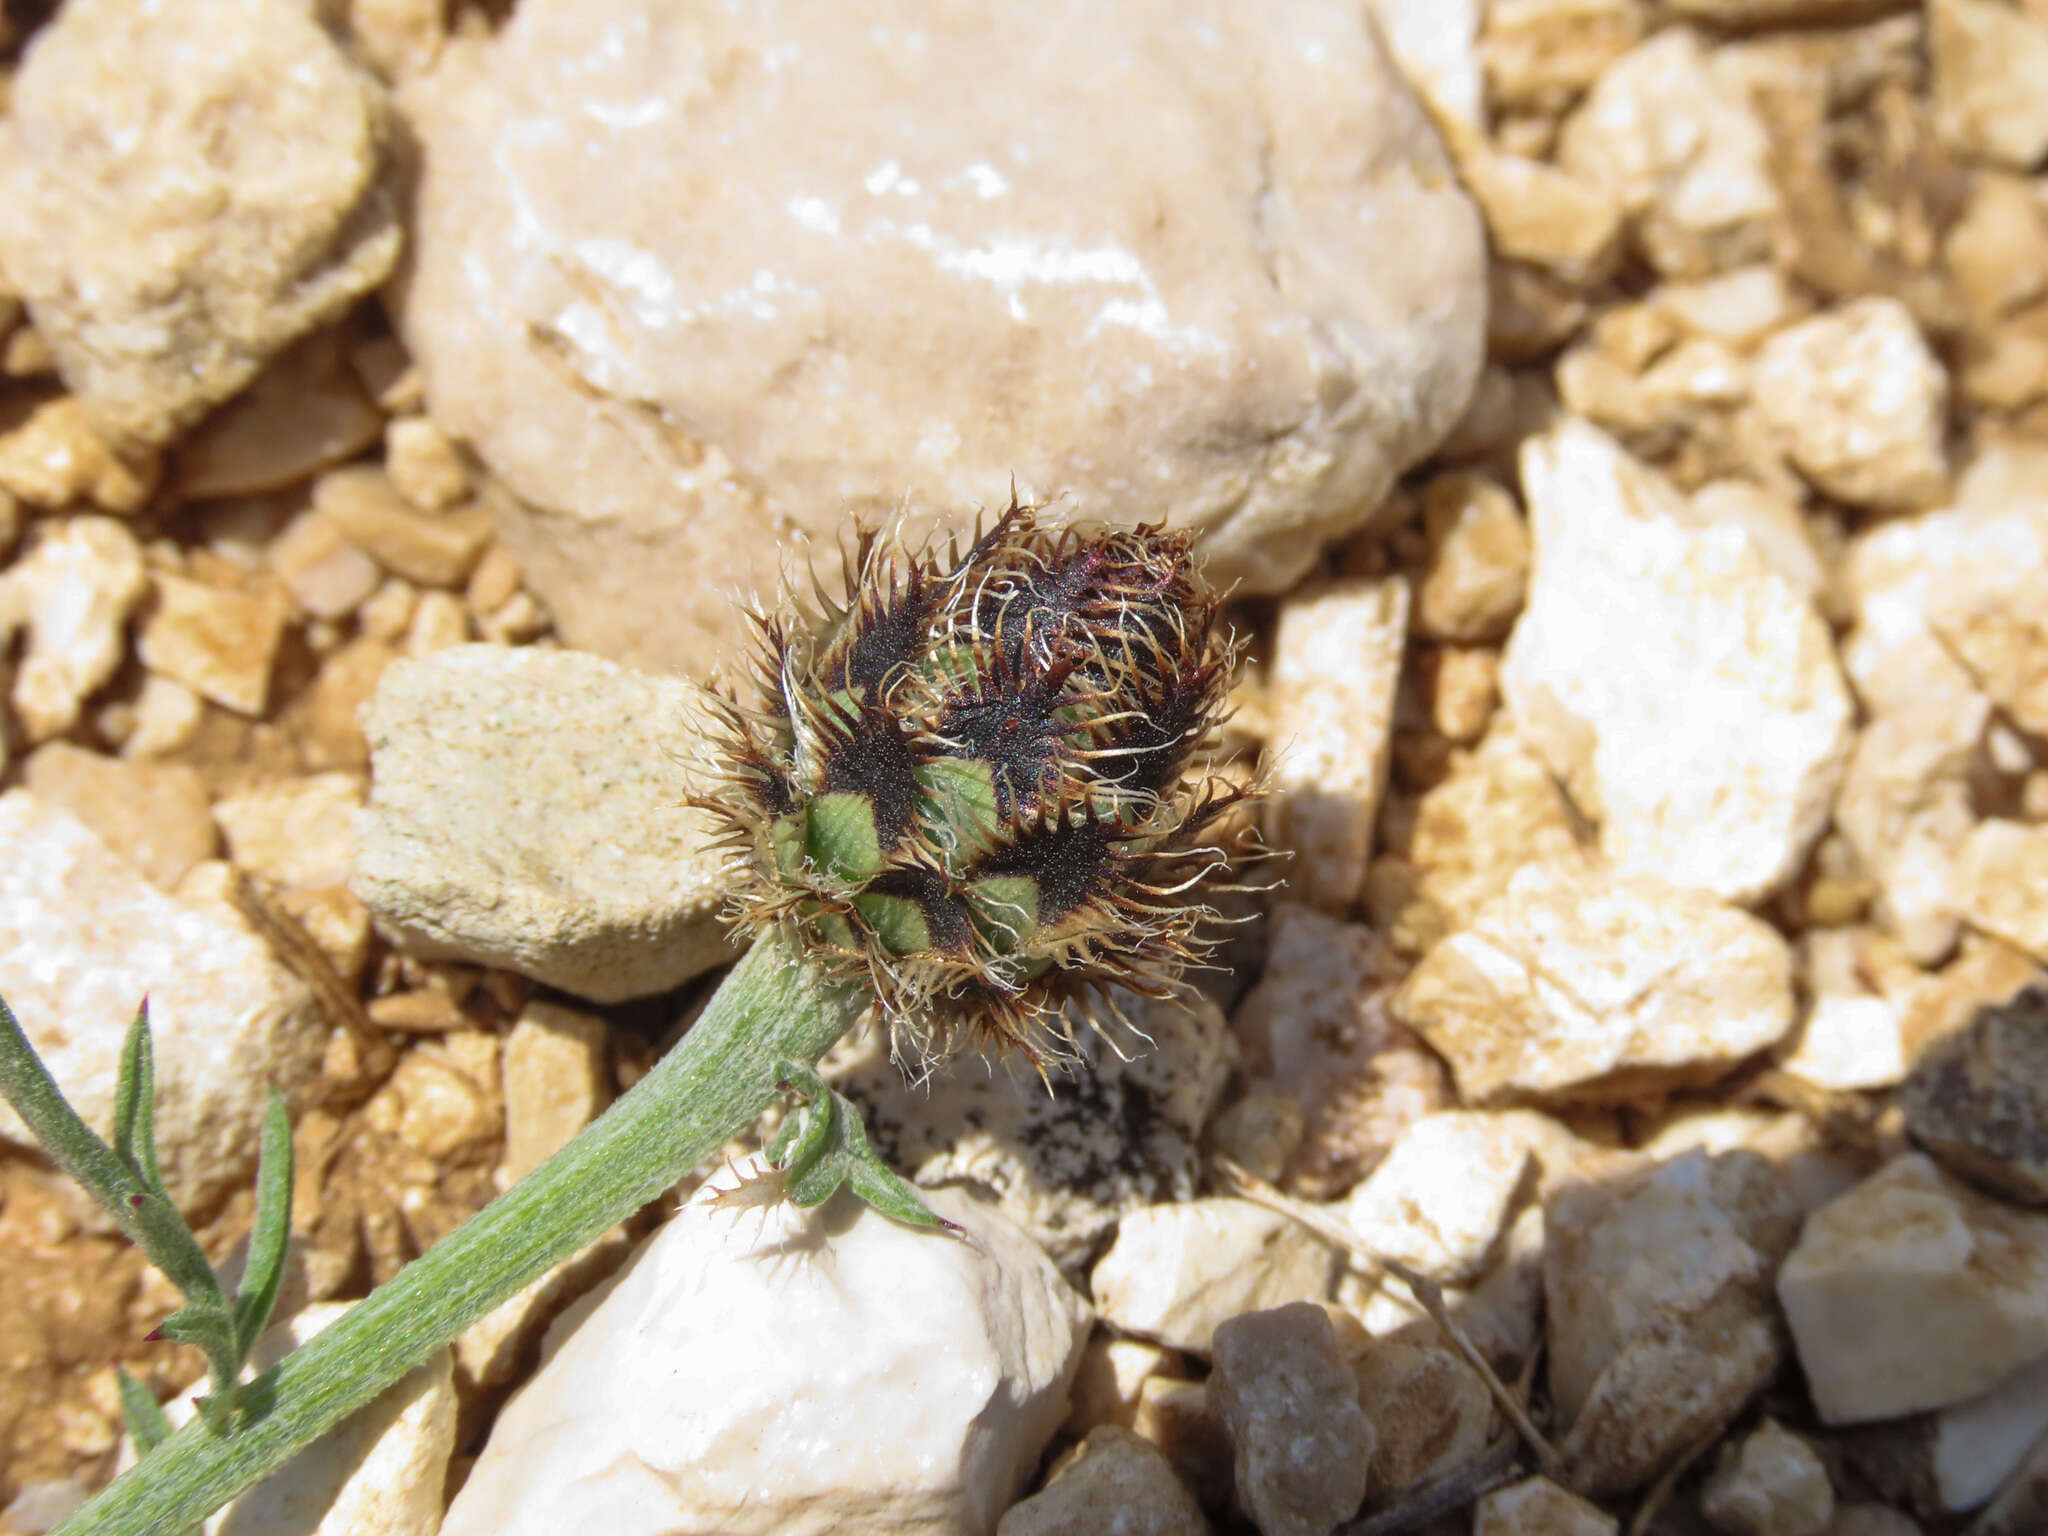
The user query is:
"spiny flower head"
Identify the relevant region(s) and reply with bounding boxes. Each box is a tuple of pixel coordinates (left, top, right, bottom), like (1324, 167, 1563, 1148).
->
(695, 499, 1253, 1074)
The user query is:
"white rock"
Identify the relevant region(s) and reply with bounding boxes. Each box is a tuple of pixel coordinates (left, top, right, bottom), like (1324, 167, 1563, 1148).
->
(1910, 1350, 2048, 1516)
(835, 991, 1233, 1273)
(1547, 1149, 1800, 1497)
(1064, 1334, 1182, 1438)
(0, 0, 401, 445)
(1409, 726, 1587, 928)
(1834, 694, 1990, 966)
(1268, 576, 1408, 909)
(1778, 1153, 2048, 1424)
(352, 645, 733, 1002)
(212, 772, 364, 892)
(1416, 471, 1530, 645)
(1395, 862, 1796, 1105)
(442, 1176, 1090, 1536)
(20, 743, 216, 892)
(1502, 420, 1852, 903)
(1752, 298, 1952, 512)
(1959, 819, 2048, 962)
(1363, 0, 1484, 139)
(1458, 147, 1625, 288)
(1700, 1419, 1834, 1536)
(1090, 1200, 1340, 1356)
(1557, 28, 1780, 279)
(130, 1303, 455, 1536)
(1930, 0, 2048, 172)
(1231, 903, 1451, 1194)
(393, 0, 1485, 675)
(1920, 499, 2048, 739)
(1655, 266, 1807, 352)
(1210, 1304, 1374, 1536)
(0, 517, 148, 747)
(1779, 931, 1909, 1092)
(1475, 1476, 1617, 1536)
(1343, 1111, 1534, 1284)
(0, 792, 326, 1212)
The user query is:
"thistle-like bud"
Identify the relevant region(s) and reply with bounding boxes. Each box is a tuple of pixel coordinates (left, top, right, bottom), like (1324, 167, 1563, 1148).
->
(697, 501, 1251, 1071)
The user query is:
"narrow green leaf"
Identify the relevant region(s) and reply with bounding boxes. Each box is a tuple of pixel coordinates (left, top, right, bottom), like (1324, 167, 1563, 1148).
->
(112, 1002, 167, 1197)
(151, 1305, 242, 1409)
(114, 1367, 174, 1457)
(232, 1093, 293, 1355)
(0, 993, 149, 1247)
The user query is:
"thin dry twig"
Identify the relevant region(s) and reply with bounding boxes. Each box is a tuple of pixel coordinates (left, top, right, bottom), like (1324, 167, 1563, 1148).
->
(1339, 1433, 1522, 1536)
(1213, 1154, 1562, 1476)
(1627, 1423, 1722, 1536)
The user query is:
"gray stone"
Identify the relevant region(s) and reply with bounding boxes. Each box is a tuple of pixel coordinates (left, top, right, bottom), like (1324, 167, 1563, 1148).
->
(353, 644, 733, 1003)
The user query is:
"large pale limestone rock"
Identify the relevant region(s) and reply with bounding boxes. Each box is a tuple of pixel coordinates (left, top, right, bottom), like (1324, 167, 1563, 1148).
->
(0, 792, 327, 1213)
(1778, 1153, 2048, 1424)
(1395, 862, 1796, 1105)
(443, 1175, 1089, 1536)
(1501, 419, 1853, 904)
(0, 0, 401, 446)
(1546, 1149, 1801, 1497)
(391, 0, 1486, 675)
(352, 645, 733, 1002)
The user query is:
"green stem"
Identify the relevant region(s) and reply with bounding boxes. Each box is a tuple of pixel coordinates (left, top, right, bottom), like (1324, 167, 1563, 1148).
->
(58, 928, 867, 1536)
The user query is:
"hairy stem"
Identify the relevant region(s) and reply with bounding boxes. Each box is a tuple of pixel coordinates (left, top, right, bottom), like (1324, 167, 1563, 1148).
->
(59, 928, 867, 1536)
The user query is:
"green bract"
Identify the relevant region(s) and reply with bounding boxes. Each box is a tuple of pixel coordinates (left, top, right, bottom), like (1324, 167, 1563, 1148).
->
(699, 502, 1250, 1069)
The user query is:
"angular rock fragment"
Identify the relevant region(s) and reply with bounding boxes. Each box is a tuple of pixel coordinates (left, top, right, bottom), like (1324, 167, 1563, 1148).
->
(1901, 984, 2048, 1206)
(997, 1426, 1209, 1536)
(137, 572, 289, 716)
(1778, 1153, 2048, 1424)
(1700, 1419, 1834, 1536)
(1501, 420, 1853, 904)
(1350, 1340, 1497, 1496)
(0, 516, 149, 747)
(1959, 820, 2048, 962)
(0, 0, 402, 444)
(1091, 1201, 1340, 1356)
(1475, 1476, 1617, 1536)
(1210, 1304, 1374, 1536)
(353, 645, 733, 1002)
(1396, 863, 1796, 1104)
(1343, 1111, 1535, 1284)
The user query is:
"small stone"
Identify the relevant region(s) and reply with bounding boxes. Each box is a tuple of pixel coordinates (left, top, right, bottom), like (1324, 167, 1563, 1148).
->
(353, 645, 735, 1002)
(21, 742, 215, 890)
(1416, 471, 1530, 644)
(0, 396, 158, 513)
(442, 1176, 1089, 1536)
(266, 508, 384, 620)
(1459, 146, 1624, 288)
(1902, 984, 2048, 1206)
(1777, 1153, 2048, 1424)
(1132, 1378, 1236, 1513)
(0, 792, 326, 1211)
(314, 465, 495, 587)
(394, 0, 1485, 676)
(1557, 27, 1781, 278)
(1396, 862, 1796, 1105)
(1945, 173, 2048, 321)
(1548, 1149, 1800, 1497)
(1207, 1088, 1306, 1187)
(1842, 1349, 2048, 1520)
(0, 0, 402, 445)
(1065, 1335, 1182, 1438)
(1209, 1304, 1374, 1536)
(1482, 0, 1648, 117)
(358, 579, 419, 642)
(1090, 1201, 1341, 1357)
(1344, 1112, 1535, 1284)
(0, 516, 149, 744)
(1350, 1341, 1496, 1495)
(1834, 693, 1989, 966)
(1268, 577, 1407, 910)
(1689, 478, 1824, 601)
(1753, 298, 1951, 512)
(500, 1001, 611, 1185)
(1656, 266, 1807, 351)
(211, 771, 362, 894)
(1779, 930, 1909, 1092)
(385, 415, 469, 512)
(464, 542, 523, 615)
(172, 329, 385, 500)
(1231, 904, 1452, 1195)
(121, 674, 205, 759)
(370, 1041, 502, 1162)
(404, 588, 472, 655)
(1701, 1420, 1834, 1536)
(1501, 420, 1854, 903)
(137, 572, 288, 716)
(998, 1426, 1210, 1536)
(126, 1302, 455, 1536)
(1363, 0, 1484, 140)
(837, 990, 1233, 1272)
(1931, 0, 2048, 171)
(1959, 819, 2048, 960)
(1921, 511, 2048, 740)
(304, 634, 397, 770)
(477, 588, 549, 645)
(1409, 727, 1587, 928)
(1475, 1476, 1618, 1536)
(1429, 646, 1501, 743)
